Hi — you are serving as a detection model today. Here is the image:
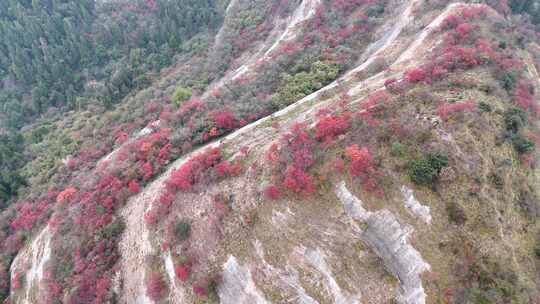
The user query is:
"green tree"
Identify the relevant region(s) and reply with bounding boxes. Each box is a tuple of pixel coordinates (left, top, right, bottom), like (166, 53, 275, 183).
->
(172, 86, 192, 106)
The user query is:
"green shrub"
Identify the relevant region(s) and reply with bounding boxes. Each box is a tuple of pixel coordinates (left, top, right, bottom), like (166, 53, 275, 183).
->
(391, 142, 405, 157)
(175, 220, 191, 242)
(501, 72, 516, 92)
(427, 152, 449, 172)
(408, 159, 437, 185)
(172, 86, 192, 106)
(504, 107, 527, 133)
(276, 61, 339, 106)
(489, 172, 504, 189)
(408, 152, 449, 185)
(512, 134, 535, 154)
(366, 4, 385, 16)
(478, 102, 492, 112)
(102, 218, 126, 239)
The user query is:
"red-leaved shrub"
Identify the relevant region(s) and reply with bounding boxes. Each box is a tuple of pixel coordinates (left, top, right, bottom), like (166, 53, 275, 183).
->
(146, 272, 167, 301)
(264, 185, 282, 200)
(175, 265, 190, 282)
(314, 113, 351, 143)
(11, 272, 21, 290)
(437, 101, 475, 121)
(282, 166, 316, 195)
(405, 68, 427, 83)
(345, 145, 383, 196)
(57, 187, 77, 204)
(514, 81, 539, 115)
(212, 110, 237, 130)
(192, 283, 208, 297)
(128, 180, 140, 194)
(167, 148, 223, 191)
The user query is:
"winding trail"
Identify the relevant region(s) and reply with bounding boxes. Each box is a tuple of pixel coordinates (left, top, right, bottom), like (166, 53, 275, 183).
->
(204, 0, 323, 98)
(9, 1, 496, 303)
(116, 1, 466, 302)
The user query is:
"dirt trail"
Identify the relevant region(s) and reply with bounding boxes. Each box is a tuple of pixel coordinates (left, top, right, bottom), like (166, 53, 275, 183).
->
(204, 0, 323, 99)
(10, 1, 493, 303)
(116, 2, 466, 302)
(118, 139, 219, 303)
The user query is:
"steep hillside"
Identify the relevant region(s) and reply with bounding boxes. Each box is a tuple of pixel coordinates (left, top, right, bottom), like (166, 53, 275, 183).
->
(1, 0, 539, 304)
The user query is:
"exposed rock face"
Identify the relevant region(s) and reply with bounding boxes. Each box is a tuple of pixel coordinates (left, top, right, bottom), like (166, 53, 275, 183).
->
(263, 0, 322, 58)
(303, 248, 361, 304)
(10, 1, 537, 304)
(10, 226, 51, 304)
(218, 256, 269, 304)
(335, 182, 430, 304)
(400, 186, 432, 224)
(163, 252, 186, 303)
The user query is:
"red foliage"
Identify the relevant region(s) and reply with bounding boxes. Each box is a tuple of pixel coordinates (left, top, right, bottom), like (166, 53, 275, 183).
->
(345, 145, 383, 196)
(462, 6, 486, 19)
(455, 23, 474, 40)
(282, 123, 316, 169)
(440, 14, 463, 30)
(314, 113, 351, 143)
(144, 210, 158, 226)
(114, 131, 129, 144)
(404, 68, 427, 83)
(384, 77, 397, 88)
(282, 166, 316, 195)
(57, 187, 78, 204)
(193, 277, 220, 297)
(215, 159, 242, 177)
(141, 162, 153, 180)
(277, 41, 303, 56)
(46, 280, 63, 303)
(11, 272, 21, 290)
(357, 90, 391, 126)
(337, 25, 355, 40)
(437, 101, 475, 121)
(209, 127, 219, 138)
(292, 148, 316, 170)
(212, 110, 237, 130)
(440, 47, 480, 69)
(240, 146, 250, 155)
(345, 145, 373, 176)
(146, 272, 167, 301)
(175, 265, 190, 282)
(157, 143, 172, 164)
(333, 157, 345, 173)
(514, 81, 539, 114)
(389, 119, 412, 139)
(361, 90, 390, 111)
(10, 201, 50, 231)
(175, 98, 204, 120)
(4, 234, 24, 255)
(264, 185, 282, 200)
(266, 143, 280, 164)
(167, 148, 223, 192)
(128, 180, 141, 194)
(95, 277, 111, 304)
(192, 282, 208, 297)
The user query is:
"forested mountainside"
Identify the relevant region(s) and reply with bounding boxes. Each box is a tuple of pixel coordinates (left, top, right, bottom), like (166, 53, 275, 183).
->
(0, 0, 539, 303)
(0, 0, 222, 207)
